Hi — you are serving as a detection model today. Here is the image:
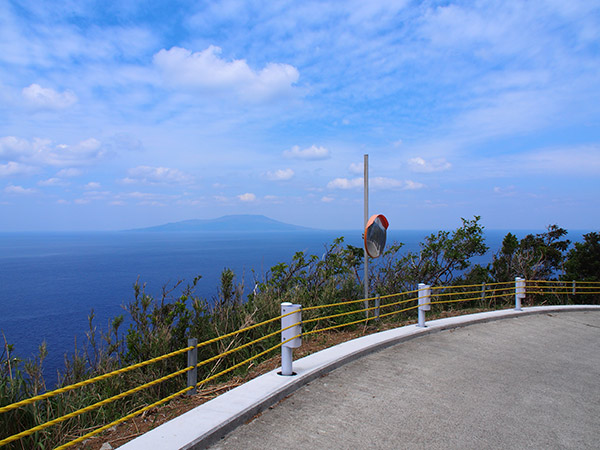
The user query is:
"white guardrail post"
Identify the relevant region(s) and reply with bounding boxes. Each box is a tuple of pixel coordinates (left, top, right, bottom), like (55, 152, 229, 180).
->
(187, 338, 198, 395)
(281, 302, 302, 376)
(417, 283, 431, 327)
(515, 277, 525, 311)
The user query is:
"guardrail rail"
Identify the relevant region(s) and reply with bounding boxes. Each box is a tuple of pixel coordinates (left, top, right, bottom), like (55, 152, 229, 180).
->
(1, 278, 599, 448)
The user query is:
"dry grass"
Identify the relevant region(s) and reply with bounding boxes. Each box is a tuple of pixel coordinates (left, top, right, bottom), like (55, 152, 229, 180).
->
(76, 307, 492, 449)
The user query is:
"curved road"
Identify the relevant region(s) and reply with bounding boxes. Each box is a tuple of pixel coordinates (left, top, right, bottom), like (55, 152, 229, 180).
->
(209, 311, 600, 449)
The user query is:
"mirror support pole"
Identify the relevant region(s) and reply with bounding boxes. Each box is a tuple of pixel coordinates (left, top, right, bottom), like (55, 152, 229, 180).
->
(364, 154, 369, 317)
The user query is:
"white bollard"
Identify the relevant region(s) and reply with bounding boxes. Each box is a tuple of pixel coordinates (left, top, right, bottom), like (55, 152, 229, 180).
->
(280, 302, 302, 376)
(515, 277, 525, 311)
(186, 338, 198, 395)
(417, 283, 431, 327)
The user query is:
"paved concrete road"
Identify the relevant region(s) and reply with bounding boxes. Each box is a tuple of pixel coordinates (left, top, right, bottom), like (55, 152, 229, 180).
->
(209, 311, 600, 450)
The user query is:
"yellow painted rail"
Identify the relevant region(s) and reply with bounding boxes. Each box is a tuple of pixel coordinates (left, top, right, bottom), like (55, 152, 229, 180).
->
(1, 279, 598, 448)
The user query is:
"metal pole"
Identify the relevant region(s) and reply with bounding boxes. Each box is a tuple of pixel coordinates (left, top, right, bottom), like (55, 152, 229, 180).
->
(187, 338, 198, 395)
(281, 347, 293, 376)
(363, 154, 369, 317)
(417, 306, 425, 327)
(375, 295, 380, 320)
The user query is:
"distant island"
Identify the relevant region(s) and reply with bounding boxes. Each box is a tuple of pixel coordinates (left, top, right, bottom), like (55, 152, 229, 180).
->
(129, 214, 315, 232)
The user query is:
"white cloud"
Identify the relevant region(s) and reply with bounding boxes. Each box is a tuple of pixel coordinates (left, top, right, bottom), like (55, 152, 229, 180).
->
(176, 198, 203, 206)
(4, 185, 36, 195)
(121, 166, 194, 185)
(373, 177, 425, 190)
(328, 176, 424, 190)
(38, 177, 68, 187)
(348, 162, 363, 174)
(57, 168, 83, 177)
(153, 46, 299, 101)
(138, 201, 167, 207)
(41, 138, 104, 167)
(0, 136, 104, 167)
(321, 196, 334, 202)
(81, 190, 111, 201)
(493, 185, 517, 197)
(265, 168, 294, 180)
(112, 191, 175, 207)
(283, 145, 330, 160)
(85, 182, 101, 189)
(116, 191, 173, 201)
(408, 157, 452, 173)
(264, 195, 283, 203)
(0, 136, 31, 159)
(22, 84, 77, 110)
(0, 161, 37, 177)
(423, 200, 448, 208)
(404, 180, 426, 190)
(327, 177, 363, 189)
(371, 177, 405, 189)
(1, 1, 597, 231)
(238, 192, 256, 202)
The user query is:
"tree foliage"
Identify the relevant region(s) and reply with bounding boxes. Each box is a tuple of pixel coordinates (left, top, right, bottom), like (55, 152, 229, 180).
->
(489, 225, 570, 281)
(564, 232, 600, 282)
(374, 216, 488, 293)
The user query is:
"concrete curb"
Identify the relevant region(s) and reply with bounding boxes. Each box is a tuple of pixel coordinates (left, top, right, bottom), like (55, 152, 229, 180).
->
(120, 305, 600, 450)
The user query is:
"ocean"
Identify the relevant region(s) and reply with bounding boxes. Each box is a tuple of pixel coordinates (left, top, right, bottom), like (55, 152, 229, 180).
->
(0, 228, 585, 383)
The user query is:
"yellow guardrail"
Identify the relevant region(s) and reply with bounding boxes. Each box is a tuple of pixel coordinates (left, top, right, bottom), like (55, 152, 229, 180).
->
(526, 280, 600, 295)
(1, 279, 598, 448)
(300, 279, 599, 340)
(527, 279, 600, 284)
(0, 311, 290, 449)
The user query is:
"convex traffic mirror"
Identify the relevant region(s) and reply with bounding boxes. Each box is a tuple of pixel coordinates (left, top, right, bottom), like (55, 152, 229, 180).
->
(364, 214, 389, 258)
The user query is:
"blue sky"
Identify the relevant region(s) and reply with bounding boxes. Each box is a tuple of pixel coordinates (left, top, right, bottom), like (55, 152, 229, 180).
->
(1, 0, 599, 231)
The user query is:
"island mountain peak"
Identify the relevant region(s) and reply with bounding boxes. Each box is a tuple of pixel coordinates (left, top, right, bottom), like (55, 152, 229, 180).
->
(131, 215, 313, 232)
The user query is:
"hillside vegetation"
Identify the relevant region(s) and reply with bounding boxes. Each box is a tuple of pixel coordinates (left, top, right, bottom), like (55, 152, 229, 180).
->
(1, 216, 598, 448)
